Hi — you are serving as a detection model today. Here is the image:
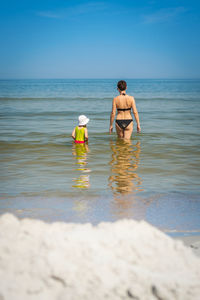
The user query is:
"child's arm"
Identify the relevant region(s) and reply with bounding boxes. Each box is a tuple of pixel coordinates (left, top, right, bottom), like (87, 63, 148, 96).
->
(72, 128, 76, 140)
(84, 128, 88, 141)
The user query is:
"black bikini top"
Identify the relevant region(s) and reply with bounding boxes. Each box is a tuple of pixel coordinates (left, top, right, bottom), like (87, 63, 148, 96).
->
(117, 107, 131, 111)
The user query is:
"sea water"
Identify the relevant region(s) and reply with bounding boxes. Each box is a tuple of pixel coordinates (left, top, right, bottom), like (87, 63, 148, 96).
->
(0, 79, 200, 232)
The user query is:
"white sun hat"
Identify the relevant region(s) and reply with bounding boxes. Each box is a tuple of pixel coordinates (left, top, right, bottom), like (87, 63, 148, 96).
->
(78, 115, 90, 126)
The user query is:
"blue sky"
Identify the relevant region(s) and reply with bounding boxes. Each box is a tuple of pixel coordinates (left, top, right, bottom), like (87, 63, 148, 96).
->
(0, 0, 200, 78)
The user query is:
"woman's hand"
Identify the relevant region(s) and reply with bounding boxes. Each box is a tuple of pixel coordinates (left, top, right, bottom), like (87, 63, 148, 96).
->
(137, 125, 141, 133)
(109, 126, 113, 134)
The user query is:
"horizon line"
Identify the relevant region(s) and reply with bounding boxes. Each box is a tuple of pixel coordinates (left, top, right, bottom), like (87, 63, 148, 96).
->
(0, 77, 200, 80)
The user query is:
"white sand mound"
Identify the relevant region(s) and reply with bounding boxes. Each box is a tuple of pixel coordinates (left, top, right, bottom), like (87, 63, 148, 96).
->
(0, 214, 200, 300)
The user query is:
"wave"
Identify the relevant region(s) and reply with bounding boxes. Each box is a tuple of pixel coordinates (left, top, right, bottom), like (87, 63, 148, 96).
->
(0, 96, 198, 101)
(0, 111, 110, 117)
(0, 141, 71, 148)
(0, 97, 111, 101)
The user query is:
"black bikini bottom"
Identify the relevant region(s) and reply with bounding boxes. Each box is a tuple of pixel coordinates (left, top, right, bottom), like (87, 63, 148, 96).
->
(116, 119, 133, 130)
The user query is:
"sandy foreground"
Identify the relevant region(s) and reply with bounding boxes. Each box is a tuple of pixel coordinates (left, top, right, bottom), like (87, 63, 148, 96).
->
(0, 214, 200, 300)
(175, 235, 200, 258)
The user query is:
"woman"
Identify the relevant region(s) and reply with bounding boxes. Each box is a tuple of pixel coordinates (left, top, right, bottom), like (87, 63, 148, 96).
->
(109, 80, 141, 139)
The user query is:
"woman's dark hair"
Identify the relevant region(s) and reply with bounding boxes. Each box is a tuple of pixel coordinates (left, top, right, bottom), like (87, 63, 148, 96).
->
(117, 80, 127, 91)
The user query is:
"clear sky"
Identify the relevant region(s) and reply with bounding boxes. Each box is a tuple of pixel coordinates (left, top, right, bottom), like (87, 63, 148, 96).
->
(0, 0, 200, 79)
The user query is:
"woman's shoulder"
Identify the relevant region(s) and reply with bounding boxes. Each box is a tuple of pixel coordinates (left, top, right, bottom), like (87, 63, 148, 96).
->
(114, 95, 125, 101)
(127, 95, 135, 102)
(113, 95, 120, 101)
(113, 94, 135, 103)
(126, 94, 134, 99)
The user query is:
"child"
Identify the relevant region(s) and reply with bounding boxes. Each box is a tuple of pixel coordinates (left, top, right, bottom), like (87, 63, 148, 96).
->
(72, 115, 89, 143)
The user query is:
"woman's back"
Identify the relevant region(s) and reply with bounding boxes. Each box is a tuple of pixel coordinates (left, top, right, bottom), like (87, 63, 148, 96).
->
(115, 94, 133, 120)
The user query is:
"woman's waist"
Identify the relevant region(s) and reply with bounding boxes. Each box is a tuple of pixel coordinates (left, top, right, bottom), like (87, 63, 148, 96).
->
(116, 114, 133, 120)
(116, 111, 132, 117)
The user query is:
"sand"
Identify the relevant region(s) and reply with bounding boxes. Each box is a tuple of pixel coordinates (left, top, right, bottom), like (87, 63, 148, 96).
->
(175, 235, 200, 257)
(0, 213, 200, 300)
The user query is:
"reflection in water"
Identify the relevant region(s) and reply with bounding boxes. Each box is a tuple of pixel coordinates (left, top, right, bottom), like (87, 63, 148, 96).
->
(72, 143, 90, 189)
(109, 139, 144, 219)
(109, 139, 142, 195)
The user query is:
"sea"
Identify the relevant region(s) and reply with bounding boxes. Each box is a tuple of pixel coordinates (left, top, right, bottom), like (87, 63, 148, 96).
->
(0, 79, 200, 235)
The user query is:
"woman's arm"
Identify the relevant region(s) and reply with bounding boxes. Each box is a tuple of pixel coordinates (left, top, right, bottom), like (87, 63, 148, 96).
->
(72, 128, 76, 140)
(109, 98, 116, 134)
(132, 97, 141, 133)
